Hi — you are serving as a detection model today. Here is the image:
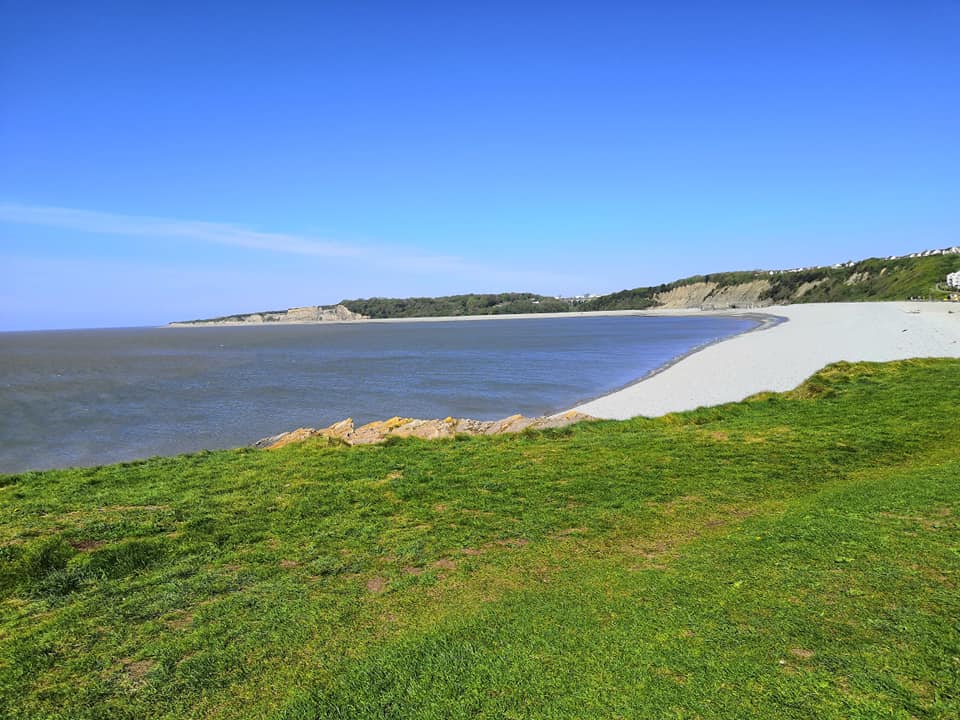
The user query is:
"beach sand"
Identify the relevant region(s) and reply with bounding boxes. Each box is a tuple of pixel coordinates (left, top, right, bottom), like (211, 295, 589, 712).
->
(573, 302, 960, 419)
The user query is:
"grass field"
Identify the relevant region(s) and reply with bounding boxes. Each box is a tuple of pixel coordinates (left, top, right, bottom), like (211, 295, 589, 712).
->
(2, 359, 958, 719)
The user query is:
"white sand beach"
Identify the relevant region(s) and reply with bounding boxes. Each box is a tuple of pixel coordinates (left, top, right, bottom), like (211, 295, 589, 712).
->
(574, 302, 960, 419)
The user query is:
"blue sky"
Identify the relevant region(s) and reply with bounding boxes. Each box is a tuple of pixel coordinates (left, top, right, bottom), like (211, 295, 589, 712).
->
(2, 1, 958, 329)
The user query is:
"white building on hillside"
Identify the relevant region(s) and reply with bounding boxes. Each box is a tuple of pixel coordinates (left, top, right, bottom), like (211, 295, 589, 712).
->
(947, 270, 960, 289)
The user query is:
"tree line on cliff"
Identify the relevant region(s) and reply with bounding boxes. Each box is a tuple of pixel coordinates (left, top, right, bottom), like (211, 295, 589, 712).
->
(339, 252, 959, 318)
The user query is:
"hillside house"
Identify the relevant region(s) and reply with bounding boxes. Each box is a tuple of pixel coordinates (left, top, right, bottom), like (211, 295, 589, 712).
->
(948, 271, 960, 289)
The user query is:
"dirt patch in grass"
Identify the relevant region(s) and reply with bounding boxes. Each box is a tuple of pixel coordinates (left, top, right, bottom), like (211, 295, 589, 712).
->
(619, 503, 767, 569)
(904, 561, 956, 588)
(880, 507, 955, 531)
(789, 648, 815, 660)
(652, 495, 705, 515)
(433, 558, 457, 571)
(68, 539, 105, 552)
(279, 559, 299, 568)
(167, 613, 193, 630)
(366, 576, 388, 594)
(101, 505, 170, 513)
(744, 426, 793, 444)
(490, 538, 529, 549)
(122, 658, 155, 686)
(550, 527, 588, 538)
(655, 666, 688, 684)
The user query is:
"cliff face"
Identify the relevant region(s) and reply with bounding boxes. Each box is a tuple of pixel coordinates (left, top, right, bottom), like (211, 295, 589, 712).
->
(654, 279, 773, 309)
(170, 304, 366, 326)
(276, 305, 365, 322)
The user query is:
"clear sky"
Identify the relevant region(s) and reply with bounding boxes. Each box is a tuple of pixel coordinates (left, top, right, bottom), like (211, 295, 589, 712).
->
(2, 1, 958, 330)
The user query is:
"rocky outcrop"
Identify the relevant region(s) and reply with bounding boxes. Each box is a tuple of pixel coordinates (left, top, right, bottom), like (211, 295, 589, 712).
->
(794, 278, 828, 298)
(844, 271, 871, 286)
(170, 304, 366, 326)
(281, 305, 364, 322)
(654, 282, 719, 309)
(254, 411, 595, 449)
(654, 279, 773, 310)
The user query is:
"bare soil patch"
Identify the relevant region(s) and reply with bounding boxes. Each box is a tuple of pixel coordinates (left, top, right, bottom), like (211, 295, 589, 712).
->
(366, 576, 388, 593)
(68, 539, 105, 552)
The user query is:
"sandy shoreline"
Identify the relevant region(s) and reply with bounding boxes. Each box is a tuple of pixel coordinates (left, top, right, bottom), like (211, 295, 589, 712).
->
(572, 302, 960, 419)
(167, 302, 960, 423)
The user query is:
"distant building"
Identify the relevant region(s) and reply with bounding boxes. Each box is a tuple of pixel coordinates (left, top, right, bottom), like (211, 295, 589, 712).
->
(947, 271, 960, 289)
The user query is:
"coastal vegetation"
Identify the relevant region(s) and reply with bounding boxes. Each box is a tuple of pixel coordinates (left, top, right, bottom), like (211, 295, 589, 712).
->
(339, 292, 573, 319)
(2, 358, 958, 718)
(341, 251, 960, 318)
(758, 253, 960, 303)
(169, 250, 959, 324)
(576, 253, 960, 311)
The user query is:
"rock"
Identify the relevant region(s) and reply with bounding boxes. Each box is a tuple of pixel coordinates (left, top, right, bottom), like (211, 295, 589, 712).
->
(255, 411, 595, 450)
(324, 418, 355, 439)
(262, 427, 322, 449)
(252, 431, 294, 449)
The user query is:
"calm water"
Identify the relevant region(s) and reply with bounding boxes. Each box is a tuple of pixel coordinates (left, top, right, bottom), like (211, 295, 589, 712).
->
(0, 315, 756, 473)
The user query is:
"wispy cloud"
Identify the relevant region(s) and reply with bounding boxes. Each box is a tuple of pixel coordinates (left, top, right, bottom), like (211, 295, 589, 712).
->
(0, 203, 366, 258)
(0, 202, 579, 290)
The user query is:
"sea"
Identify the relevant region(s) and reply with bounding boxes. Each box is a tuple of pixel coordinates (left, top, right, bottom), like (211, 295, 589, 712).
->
(0, 315, 757, 473)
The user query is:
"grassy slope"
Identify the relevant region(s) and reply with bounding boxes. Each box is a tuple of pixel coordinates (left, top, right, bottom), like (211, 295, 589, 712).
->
(1, 360, 959, 719)
(764, 254, 960, 303)
(584, 254, 960, 311)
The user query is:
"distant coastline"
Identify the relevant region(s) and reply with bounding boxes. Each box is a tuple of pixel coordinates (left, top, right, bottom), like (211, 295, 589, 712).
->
(166, 246, 960, 327)
(166, 307, 762, 328)
(168, 304, 365, 327)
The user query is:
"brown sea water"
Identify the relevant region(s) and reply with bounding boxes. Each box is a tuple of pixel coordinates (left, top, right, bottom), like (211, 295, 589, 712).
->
(0, 315, 757, 473)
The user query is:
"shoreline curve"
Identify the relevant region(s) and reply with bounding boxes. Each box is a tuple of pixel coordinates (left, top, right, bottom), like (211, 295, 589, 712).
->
(571, 301, 960, 420)
(555, 310, 786, 415)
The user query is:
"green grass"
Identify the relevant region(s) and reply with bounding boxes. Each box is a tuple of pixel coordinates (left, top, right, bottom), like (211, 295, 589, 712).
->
(2, 359, 959, 718)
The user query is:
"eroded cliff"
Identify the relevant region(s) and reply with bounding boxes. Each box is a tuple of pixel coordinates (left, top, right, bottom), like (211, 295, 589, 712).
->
(170, 304, 366, 326)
